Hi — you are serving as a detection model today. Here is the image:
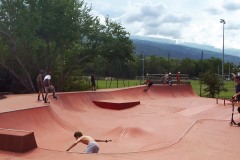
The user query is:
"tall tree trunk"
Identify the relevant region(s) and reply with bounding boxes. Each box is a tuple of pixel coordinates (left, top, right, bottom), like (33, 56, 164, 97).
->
(0, 27, 36, 93)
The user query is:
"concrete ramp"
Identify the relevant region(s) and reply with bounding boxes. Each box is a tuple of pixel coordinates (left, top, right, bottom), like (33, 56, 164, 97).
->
(0, 85, 239, 160)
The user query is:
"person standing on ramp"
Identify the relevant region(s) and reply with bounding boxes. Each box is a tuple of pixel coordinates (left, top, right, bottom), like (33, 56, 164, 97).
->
(143, 79, 153, 92)
(43, 72, 57, 103)
(36, 70, 45, 101)
(91, 74, 96, 91)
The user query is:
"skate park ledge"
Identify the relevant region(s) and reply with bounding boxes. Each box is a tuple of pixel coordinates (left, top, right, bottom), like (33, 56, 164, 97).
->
(0, 128, 37, 153)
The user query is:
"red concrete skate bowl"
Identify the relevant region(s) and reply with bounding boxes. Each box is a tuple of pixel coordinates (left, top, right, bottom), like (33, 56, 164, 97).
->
(0, 85, 239, 160)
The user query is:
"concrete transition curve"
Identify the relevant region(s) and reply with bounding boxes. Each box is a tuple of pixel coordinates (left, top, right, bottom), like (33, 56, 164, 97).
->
(0, 85, 239, 160)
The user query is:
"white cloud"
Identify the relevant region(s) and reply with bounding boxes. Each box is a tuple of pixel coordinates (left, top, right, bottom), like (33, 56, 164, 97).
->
(86, 0, 240, 49)
(115, 2, 191, 39)
(161, 13, 191, 23)
(205, 7, 223, 15)
(223, 0, 240, 11)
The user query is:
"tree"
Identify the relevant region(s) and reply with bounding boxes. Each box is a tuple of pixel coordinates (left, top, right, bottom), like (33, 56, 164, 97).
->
(200, 70, 226, 98)
(0, 0, 39, 92)
(0, 0, 136, 93)
(94, 17, 135, 78)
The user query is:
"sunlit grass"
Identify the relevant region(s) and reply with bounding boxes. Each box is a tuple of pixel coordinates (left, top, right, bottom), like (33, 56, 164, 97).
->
(96, 79, 143, 89)
(190, 80, 235, 99)
(95, 79, 235, 99)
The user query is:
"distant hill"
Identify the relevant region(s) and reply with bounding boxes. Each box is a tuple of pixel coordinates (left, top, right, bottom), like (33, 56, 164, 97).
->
(132, 38, 240, 65)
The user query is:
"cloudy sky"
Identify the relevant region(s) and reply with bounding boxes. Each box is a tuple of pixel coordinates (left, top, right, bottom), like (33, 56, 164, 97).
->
(85, 0, 240, 49)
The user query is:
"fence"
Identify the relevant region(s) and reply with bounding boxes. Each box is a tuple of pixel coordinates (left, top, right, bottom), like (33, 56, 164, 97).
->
(146, 73, 190, 85)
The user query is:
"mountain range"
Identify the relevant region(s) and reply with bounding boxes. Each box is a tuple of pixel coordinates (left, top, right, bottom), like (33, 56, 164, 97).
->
(131, 35, 240, 65)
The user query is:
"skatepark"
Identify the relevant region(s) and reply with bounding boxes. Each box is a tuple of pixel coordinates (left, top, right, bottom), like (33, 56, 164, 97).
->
(0, 84, 239, 160)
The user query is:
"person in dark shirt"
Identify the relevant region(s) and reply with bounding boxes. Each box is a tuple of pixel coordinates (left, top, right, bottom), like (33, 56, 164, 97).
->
(143, 79, 153, 92)
(232, 75, 240, 113)
(91, 74, 96, 91)
(36, 70, 45, 101)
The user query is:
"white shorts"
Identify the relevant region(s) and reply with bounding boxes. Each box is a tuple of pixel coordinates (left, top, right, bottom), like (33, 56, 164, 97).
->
(84, 141, 99, 153)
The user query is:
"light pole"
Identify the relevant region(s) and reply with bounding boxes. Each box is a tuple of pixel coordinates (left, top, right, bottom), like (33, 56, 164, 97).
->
(168, 52, 170, 71)
(220, 19, 226, 81)
(142, 54, 144, 81)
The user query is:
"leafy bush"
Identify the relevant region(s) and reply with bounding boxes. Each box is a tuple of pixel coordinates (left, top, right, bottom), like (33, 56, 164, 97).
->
(199, 71, 227, 98)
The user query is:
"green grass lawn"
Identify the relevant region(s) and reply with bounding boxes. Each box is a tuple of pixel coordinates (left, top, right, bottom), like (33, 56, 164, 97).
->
(96, 79, 143, 89)
(190, 80, 235, 99)
(95, 79, 235, 99)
